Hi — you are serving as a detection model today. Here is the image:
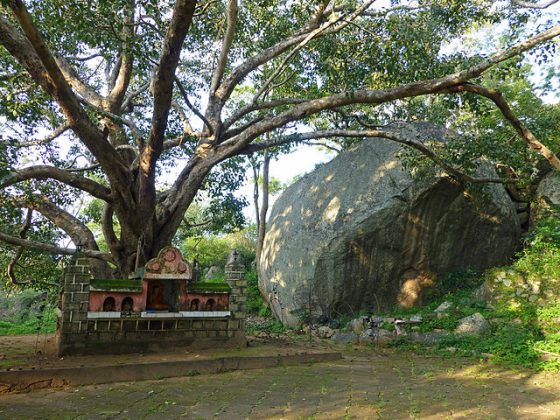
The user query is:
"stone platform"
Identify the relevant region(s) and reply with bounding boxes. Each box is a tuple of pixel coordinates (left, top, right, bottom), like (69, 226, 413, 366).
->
(0, 334, 341, 393)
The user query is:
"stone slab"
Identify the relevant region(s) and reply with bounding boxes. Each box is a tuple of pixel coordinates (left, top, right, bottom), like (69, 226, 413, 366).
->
(0, 352, 342, 392)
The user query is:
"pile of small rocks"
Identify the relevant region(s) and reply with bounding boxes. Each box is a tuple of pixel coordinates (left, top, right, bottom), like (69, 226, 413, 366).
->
(300, 302, 492, 347)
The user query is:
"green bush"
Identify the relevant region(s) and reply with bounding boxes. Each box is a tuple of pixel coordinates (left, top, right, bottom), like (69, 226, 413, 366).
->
(182, 228, 256, 271)
(245, 270, 270, 316)
(0, 305, 57, 335)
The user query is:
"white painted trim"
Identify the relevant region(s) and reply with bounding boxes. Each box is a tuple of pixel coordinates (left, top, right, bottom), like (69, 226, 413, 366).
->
(143, 273, 190, 279)
(87, 310, 232, 319)
(179, 311, 231, 318)
(87, 311, 122, 319)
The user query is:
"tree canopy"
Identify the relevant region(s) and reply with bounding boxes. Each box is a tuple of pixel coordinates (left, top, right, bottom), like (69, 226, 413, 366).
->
(1, 0, 560, 280)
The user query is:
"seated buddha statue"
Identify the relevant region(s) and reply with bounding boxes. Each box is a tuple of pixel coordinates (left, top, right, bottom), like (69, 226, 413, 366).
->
(148, 283, 168, 310)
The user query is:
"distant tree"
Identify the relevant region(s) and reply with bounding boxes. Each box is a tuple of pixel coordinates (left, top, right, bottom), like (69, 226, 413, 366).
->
(1, 0, 560, 280)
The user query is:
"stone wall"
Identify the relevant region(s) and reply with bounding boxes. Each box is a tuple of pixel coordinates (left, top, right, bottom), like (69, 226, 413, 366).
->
(57, 252, 246, 356)
(224, 251, 247, 339)
(57, 257, 90, 355)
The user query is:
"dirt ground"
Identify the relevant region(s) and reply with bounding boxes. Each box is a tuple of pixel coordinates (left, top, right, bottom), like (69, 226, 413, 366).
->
(1, 334, 560, 419)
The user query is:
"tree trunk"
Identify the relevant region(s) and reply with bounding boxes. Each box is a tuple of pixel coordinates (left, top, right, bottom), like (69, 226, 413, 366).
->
(256, 151, 270, 268)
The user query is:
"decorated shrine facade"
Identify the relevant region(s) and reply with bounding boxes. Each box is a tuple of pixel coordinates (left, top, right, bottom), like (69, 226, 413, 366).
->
(57, 248, 246, 356)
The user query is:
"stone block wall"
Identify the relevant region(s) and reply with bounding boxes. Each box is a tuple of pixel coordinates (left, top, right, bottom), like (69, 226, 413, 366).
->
(225, 252, 247, 339)
(57, 258, 91, 354)
(57, 252, 247, 356)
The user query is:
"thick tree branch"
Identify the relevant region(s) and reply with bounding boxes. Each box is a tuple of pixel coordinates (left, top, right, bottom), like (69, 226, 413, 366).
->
(209, 0, 238, 96)
(11, 123, 70, 148)
(0, 230, 113, 261)
(147, 0, 197, 157)
(241, 128, 508, 184)
(55, 56, 106, 108)
(8, 195, 99, 248)
(224, 98, 306, 131)
(175, 76, 212, 133)
(108, 1, 135, 111)
(252, 0, 376, 104)
(0, 6, 132, 204)
(218, 23, 560, 154)
(139, 0, 197, 237)
(7, 208, 33, 285)
(1, 165, 112, 202)
(449, 83, 560, 170)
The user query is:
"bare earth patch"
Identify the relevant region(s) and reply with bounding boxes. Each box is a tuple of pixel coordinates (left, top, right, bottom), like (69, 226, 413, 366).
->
(1, 334, 560, 419)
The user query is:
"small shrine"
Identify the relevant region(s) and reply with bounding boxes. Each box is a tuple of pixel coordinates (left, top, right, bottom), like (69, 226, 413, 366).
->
(57, 247, 247, 355)
(87, 246, 231, 318)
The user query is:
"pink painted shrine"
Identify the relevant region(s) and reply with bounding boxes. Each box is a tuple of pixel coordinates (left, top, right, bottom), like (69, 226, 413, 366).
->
(88, 246, 230, 314)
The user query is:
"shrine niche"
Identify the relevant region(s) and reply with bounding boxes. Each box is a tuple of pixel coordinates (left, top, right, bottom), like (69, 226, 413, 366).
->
(144, 246, 192, 312)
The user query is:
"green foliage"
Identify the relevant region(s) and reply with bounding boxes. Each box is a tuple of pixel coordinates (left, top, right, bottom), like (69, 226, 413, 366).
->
(515, 217, 560, 281)
(245, 318, 287, 335)
(181, 226, 256, 271)
(245, 270, 270, 317)
(0, 292, 57, 336)
(0, 306, 57, 335)
(387, 220, 560, 371)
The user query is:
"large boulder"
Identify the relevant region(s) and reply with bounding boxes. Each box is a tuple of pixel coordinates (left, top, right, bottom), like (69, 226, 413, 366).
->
(259, 123, 521, 326)
(531, 171, 560, 225)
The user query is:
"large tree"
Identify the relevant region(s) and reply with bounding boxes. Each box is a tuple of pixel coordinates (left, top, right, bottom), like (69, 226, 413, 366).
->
(1, 0, 560, 278)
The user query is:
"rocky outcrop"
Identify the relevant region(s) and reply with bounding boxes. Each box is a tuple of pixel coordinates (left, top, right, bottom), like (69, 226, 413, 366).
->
(531, 171, 560, 225)
(259, 123, 521, 326)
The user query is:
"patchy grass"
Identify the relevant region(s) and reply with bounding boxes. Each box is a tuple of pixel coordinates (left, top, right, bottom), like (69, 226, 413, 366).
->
(0, 305, 57, 336)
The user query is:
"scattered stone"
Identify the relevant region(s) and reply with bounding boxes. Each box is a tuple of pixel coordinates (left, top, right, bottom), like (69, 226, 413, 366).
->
(359, 329, 394, 346)
(446, 347, 457, 353)
(529, 295, 538, 303)
(347, 317, 367, 335)
(331, 331, 359, 345)
(489, 318, 504, 326)
(409, 314, 423, 323)
(434, 301, 453, 313)
(455, 313, 490, 335)
(317, 326, 334, 339)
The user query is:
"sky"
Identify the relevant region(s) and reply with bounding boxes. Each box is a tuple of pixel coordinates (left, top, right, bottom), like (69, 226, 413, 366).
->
(239, 145, 332, 221)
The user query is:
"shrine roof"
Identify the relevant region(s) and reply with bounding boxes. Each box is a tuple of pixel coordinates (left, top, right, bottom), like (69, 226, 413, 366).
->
(90, 278, 143, 292)
(187, 282, 231, 293)
(143, 246, 192, 279)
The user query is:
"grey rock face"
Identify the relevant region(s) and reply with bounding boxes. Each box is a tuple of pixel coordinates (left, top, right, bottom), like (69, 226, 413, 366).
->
(204, 266, 222, 280)
(531, 171, 560, 224)
(455, 313, 490, 335)
(317, 325, 335, 339)
(347, 317, 368, 335)
(434, 301, 453, 314)
(259, 123, 520, 326)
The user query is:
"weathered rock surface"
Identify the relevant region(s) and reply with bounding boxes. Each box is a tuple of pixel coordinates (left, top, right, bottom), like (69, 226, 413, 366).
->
(455, 313, 490, 335)
(259, 123, 521, 326)
(531, 171, 560, 225)
(204, 266, 222, 280)
(317, 325, 335, 339)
